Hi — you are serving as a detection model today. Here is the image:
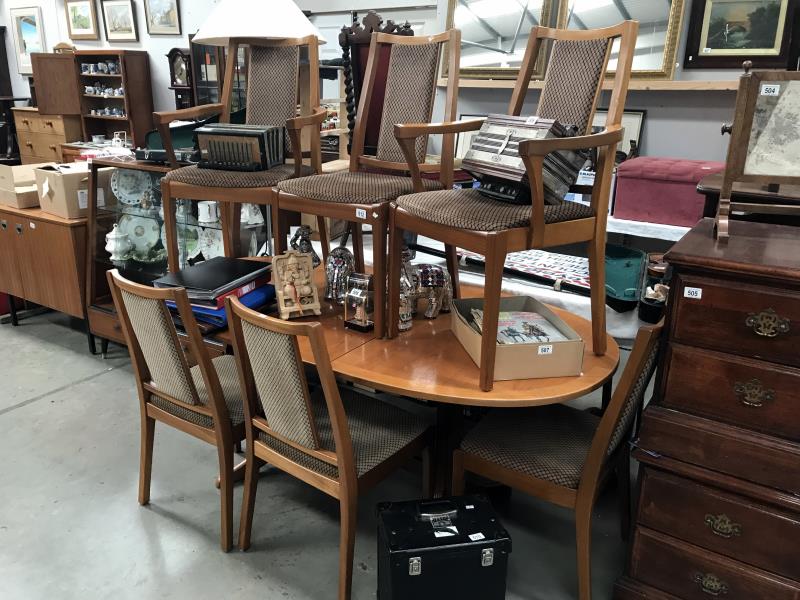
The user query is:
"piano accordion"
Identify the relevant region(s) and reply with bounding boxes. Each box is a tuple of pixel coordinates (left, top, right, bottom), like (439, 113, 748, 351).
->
(195, 123, 285, 172)
(462, 114, 588, 205)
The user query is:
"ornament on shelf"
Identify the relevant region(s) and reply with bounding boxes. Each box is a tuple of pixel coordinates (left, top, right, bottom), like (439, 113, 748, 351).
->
(324, 227, 355, 304)
(290, 224, 320, 267)
(397, 245, 453, 331)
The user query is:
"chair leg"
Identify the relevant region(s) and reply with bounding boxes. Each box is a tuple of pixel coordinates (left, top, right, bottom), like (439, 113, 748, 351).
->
(616, 447, 632, 541)
(479, 239, 506, 392)
(138, 414, 155, 506)
(387, 211, 402, 339)
(317, 215, 329, 263)
(217, 445, 234, 552)
(238, 448, 263, 551)
(271, 202, 284, 255)
(351, 222, 365, 273)
(372, 216, 388, 337)
(338, 495, 358, 600)
(422, 444, 435, 498)
(445, 244, 460, 299)
(587, 236, 607, 356)
(451, 449, 466, 495)
(575, 504, 594, 600)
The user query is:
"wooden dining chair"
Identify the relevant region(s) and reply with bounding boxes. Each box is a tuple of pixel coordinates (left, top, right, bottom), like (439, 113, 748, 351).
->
(387, 22, 639, 391)
(452, 321, 663, 600)
(225, 296, 432, 600)
(276, 29, 462, 337)
(106, 269, 246, 552)
(155, 35, 325, 271)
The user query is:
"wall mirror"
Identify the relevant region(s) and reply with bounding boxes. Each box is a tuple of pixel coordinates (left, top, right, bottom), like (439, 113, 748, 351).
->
(444, 0, 685, 81)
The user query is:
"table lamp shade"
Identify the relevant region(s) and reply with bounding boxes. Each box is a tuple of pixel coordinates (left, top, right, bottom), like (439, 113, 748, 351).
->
(192, 0, 326, 45)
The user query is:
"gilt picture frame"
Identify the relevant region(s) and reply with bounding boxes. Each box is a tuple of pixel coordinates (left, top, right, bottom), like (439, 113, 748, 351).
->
(685, 0, 796, 69)
(144, 0, 181, 36)
(10, 7, 45, 75)
(65, 0, 101, 41)
(101, 0, 139, 42)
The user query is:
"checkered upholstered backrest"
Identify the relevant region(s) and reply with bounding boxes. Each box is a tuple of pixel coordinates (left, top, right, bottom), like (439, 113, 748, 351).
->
(375, 42, 440, 163)
(119, 289, 199, 405)
(246, 45, 300, 151)
(537, 37, 611, 134)
(239, 319, 319, 449)
(606, 330, 660, 457)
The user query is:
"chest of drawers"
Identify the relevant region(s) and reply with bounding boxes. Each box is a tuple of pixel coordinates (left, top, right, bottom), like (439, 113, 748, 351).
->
(615, 219, 800, 600)
(12, 107, 83, 164)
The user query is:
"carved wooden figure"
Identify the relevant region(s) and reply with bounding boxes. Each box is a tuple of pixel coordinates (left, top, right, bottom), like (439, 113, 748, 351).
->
(273, 250, 321, 320)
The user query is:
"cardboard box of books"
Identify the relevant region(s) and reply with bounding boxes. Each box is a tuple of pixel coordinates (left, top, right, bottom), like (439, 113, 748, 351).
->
(451, 296, 584, 381)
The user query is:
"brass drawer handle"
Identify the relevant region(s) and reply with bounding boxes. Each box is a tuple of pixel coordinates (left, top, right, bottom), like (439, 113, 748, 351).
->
(746, 308, 790, 338)
(694, 572, 729, 596)
(733, 378, 774, 407)
(704, 514, 742, 538)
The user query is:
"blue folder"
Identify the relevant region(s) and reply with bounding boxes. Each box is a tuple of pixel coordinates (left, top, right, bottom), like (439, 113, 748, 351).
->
(167, 285, 275, 328)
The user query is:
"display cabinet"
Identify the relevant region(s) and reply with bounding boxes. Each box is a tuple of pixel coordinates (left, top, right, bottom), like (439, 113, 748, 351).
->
(85, 159, 269, 354)
(189, 34, 247, 111)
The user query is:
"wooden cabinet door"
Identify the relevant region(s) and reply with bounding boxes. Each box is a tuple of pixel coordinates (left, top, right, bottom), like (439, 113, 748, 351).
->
(15, 218, 85, 318)
(0, 214, 25, 297)
(31, 54, 81, 115)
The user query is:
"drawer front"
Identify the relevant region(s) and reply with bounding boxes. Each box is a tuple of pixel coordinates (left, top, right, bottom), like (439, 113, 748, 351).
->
(13, 111, 37, 134)
(639, 468, 800, 580)
(17, 132, 63, 162)
(29, 115, 66, 136)
(638, 407, 800, 493)
(672, 275, 800, 367)
(630, 527, 800, 600)
(88, 307, 127, 345)
(663, 344, 800, 441)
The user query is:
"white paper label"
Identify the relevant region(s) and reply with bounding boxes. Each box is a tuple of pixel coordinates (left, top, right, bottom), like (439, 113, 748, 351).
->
(78, 189, 88, 209)
(538, 344, 554, 355)
(761, 84, 781, 96)
(702, 47, 712, 54)
(684, 286, 703, 300)
(97, 189, 106, 208)
(465, 504, 475, 510)
(87, 158, 93, 165)
(434, 530, 456, 538)
(468, 532, 485, 542)
(29, 222, 36, 230)
(355, 208, 367, 219)
(42, 178, 51, 198)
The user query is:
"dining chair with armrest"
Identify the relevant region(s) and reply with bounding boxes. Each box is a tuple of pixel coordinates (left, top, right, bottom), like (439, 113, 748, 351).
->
(452, 321, 663, 600)
(226, 296, 433, 600)
(388, 22, 639, 391)
(106, 269, 246, 552)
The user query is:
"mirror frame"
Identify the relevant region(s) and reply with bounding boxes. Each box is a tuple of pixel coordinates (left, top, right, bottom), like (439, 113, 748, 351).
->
(443, 0, 686, 81)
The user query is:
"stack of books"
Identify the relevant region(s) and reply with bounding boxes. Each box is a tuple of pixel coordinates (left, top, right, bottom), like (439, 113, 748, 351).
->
(470, 309, 568, 345)
(154, 257, 275, 327)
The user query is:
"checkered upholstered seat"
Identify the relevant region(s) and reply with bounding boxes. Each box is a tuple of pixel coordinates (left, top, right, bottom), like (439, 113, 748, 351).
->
(150, 355, 245, 428)
(278, 171, 442, 205)
(396, 188, 595, 232)
(257, 387, 428, 479)
(460, 405, 599, 489)
(165, 164, 313, 189)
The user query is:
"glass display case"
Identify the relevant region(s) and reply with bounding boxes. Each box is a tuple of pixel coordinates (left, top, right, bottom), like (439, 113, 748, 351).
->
(189, 34, 247, 112)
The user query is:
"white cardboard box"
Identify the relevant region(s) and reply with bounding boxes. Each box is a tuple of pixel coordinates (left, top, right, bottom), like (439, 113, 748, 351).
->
(0, 162, 55, 209)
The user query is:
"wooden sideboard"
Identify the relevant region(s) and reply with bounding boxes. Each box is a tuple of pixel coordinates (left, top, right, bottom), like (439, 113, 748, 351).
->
(12, 107, 82, 164)
(616, 218, 800, 599)
(0, 204, 87, 330)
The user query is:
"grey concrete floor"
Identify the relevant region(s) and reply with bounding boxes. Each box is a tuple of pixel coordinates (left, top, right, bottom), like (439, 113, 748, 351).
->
(0, 312, 633, 600)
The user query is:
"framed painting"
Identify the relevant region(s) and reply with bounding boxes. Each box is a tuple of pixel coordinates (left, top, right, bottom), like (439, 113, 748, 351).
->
(592, 109, 646, 156)
(65, 0, 100, 41)
(144, 0, 181, 35)
(685, 0, 796, 68)
(101, 0, 139, 42)
(10, 7, 45, 75)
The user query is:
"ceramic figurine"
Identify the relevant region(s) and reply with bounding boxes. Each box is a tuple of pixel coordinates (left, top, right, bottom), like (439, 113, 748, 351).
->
(398, 256, 415, 331)
(290, 225, 320, 267)
(273, 250, 321, 320)
(324, 228, 355, 304)
(105, 224, 133, 263)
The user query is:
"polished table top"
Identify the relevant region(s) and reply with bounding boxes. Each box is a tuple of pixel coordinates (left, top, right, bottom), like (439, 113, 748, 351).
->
(217, 269, 620, 407)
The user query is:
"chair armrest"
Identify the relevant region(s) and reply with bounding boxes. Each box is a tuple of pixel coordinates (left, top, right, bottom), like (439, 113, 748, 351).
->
(394, 119, 484, 192)
(152, 103, 225, 126)
(286, 107, 327, 131)
(518, 125, 623, 157)
(152, 103, 225, 169)
(394, 118, 485, 140)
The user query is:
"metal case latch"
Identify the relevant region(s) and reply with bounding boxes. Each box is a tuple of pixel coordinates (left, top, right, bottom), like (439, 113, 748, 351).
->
(481, 548, 494, 567)
(409, 556, 422, 576)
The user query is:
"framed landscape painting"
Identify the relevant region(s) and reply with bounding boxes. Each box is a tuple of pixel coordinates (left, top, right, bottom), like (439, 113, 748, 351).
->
(65, 0, 101, 41)
(685, 0, 796, 68)
(10, 7, 45, 75)
(144, 0, 181, 35)
(101, 0, 139, 42)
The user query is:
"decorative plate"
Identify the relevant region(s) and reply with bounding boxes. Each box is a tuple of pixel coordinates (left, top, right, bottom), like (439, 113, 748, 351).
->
(162, 222, 202, 261)
(199, 227, 224, 259)
(118, 214, 161, 253)
(111, 169, 153, 206)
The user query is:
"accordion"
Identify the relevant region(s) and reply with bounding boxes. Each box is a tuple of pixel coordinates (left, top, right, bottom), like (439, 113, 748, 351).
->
(462, 114, 589, 205)
(195, 124, 284, 171)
